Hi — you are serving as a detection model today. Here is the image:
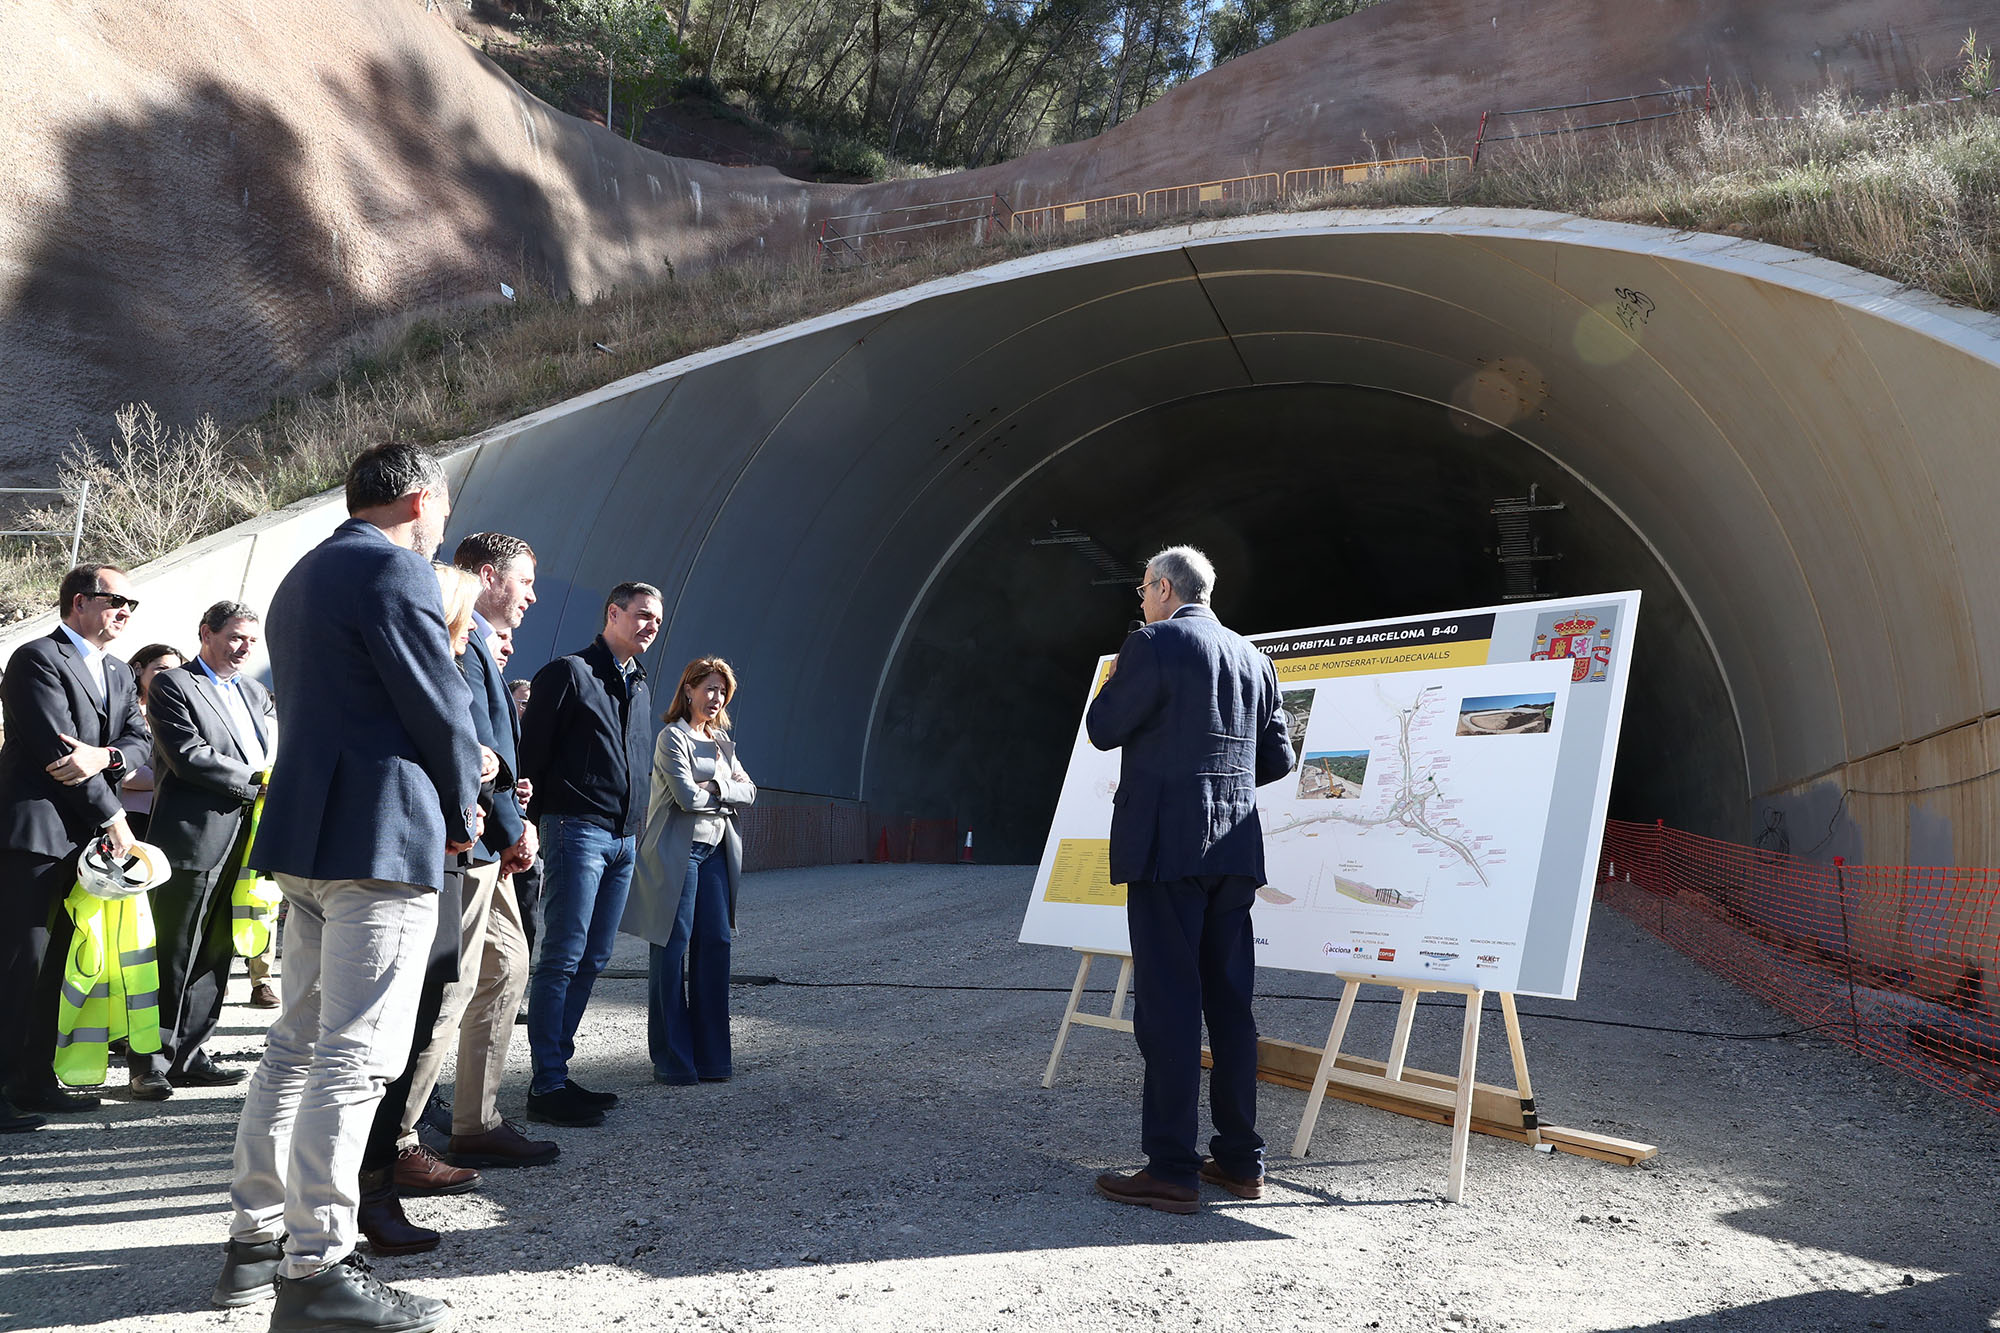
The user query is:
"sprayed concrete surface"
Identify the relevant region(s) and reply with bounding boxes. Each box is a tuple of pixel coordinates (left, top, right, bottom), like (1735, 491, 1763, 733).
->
(3, 863, 1998, 1332)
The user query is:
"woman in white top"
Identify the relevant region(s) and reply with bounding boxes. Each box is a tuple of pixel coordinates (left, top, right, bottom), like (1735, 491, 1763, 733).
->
(624, 656, 756, 1084)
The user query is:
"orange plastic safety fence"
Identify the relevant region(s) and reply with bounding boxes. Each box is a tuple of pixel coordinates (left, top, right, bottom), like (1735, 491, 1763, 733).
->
(863, 814, 962, 865)
(1597, 820, 2000, 1115)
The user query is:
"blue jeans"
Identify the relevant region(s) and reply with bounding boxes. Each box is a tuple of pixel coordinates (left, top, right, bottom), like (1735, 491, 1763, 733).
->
(1126, 874, 1264, 1188)
(526, 816, 635, 1095)
(648, 840, 732, 1083)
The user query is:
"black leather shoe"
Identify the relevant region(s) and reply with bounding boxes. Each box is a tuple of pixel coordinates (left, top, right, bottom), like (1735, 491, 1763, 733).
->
(562, 1078, 617, 1109)
(357, 1168, 440, 1256)
(524, 1085, 604, 1127)
(8, 1084, 101, 1113)
(129, 1071, 174, 1101)
(0, 1097, 45, 1134)
(171, 1053, 248, 1087)
(211, 1235, 284, 1308)
(269, 1251, 447, 1331)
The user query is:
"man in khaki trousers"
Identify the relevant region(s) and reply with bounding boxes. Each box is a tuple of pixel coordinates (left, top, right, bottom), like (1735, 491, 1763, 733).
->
(439, 533, 555, 1169)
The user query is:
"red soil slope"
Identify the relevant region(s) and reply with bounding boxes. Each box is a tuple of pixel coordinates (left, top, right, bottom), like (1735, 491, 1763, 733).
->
(0, 0, 1986, 481)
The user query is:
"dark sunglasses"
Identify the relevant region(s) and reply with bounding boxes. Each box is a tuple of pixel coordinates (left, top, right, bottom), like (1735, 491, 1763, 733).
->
(89, 592, 140, 612)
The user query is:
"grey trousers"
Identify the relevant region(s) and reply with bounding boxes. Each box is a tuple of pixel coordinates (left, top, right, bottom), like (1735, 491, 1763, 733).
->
(451, 869, 530, 1136)
(227, 875, 437, 1277)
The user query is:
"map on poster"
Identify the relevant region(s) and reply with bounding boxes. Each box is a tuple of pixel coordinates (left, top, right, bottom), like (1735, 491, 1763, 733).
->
(1018, 592, 1640, 1000)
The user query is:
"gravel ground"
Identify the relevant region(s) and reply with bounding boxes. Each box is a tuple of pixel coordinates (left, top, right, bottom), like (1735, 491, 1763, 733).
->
(4, 863, 1997, 1333)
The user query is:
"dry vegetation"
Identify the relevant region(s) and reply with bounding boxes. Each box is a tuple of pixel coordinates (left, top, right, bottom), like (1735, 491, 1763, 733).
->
(3, 88, 1997, 621)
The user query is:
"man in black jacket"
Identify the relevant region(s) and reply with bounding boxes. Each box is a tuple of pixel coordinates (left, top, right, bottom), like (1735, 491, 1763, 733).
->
(0, 563, 150, 1126)
(130, 601, 275, 1100)
(1085, 546, 1294, 1214)
(517, 582, 659, 1127)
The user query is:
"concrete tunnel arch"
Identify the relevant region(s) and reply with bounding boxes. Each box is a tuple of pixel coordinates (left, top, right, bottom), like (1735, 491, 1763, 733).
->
(439, 207, 2000, 867)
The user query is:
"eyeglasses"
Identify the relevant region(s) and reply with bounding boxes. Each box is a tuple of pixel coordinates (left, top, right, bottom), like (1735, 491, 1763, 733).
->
(89, 592, 140, 612)
(1134, 578, 1159, 597)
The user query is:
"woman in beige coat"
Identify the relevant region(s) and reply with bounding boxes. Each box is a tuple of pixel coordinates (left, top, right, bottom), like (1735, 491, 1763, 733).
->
(624, 656, 756, 1084)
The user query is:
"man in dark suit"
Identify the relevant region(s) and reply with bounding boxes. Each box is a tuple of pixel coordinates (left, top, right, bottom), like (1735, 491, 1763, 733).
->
(129, 601, 275, 1101)
(216, 442, 478, 1333)
(1085, 545, 1294, 1214)
(0, 563, 150, 1127)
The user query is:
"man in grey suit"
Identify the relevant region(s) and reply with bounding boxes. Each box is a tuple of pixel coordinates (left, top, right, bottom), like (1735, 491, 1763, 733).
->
(215, 443, 479, 1333)
(129, 601, 275, 1101)
(0, 563, 149, 1127)
(1085, 546, 1294, 1215)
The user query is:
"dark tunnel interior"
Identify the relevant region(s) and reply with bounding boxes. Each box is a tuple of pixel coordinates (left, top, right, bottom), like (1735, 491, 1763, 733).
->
(864, 384, 1750, 862)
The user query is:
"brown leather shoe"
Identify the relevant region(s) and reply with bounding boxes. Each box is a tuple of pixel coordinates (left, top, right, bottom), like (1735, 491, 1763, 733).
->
(1199, 1158, 1264, 1200)
(247, 982, 280, 1010)
(1094, 1169, 1199, 1215)
(393, 1143, 480, 1196)
(447, 1120, 560, 1168)
(358, 1172, 439, 1256)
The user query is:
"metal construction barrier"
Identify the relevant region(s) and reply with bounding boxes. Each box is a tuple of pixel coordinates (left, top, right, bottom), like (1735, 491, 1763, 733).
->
(815, 194, 1012, 265)
(1013, 156, 1470, 238)
(0, 481, 90, 566)
(1141, 172, 1281, 217)
(1010, 192, 1143, 235)
(1597, 819, 2000, 1115)
(1283, 155, 1471, 195)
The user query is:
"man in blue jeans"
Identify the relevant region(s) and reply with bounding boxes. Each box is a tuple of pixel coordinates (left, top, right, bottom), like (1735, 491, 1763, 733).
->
(516, 582, 660, 1127)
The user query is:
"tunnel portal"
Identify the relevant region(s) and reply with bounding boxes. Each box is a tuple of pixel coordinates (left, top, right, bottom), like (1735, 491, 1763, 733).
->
(439, 209, 2000, 867)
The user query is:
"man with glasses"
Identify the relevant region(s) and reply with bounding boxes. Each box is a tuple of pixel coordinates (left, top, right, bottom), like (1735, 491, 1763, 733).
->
(1085, 546, 1294, 1214)
(0, 564, 151, 1129)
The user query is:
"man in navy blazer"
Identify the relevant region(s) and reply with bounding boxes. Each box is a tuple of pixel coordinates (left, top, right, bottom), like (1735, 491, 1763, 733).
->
(0, 563, 150, 1126)
(1085, 545, 1293, 1214)
(217, 442, 478, 1333)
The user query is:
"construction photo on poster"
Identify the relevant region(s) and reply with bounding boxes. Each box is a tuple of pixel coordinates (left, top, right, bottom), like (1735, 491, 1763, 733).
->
(1019, 592, 1641, 1000)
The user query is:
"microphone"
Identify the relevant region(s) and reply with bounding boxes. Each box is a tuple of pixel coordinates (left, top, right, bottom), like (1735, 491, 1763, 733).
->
(1126, 619, 1143, 637)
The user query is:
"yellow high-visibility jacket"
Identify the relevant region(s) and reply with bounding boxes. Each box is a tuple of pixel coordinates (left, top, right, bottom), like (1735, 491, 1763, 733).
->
(230, 785, 280, 957)
(54, 885, 162, 1088)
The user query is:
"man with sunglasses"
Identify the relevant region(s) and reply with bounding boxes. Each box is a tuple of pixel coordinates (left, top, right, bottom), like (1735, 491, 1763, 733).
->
(0, 564, 151, 1129)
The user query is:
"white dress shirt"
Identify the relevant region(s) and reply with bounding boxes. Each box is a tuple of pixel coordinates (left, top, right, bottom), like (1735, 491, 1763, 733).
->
(198, 656, 268, 771)
(57, 623, 108, 702)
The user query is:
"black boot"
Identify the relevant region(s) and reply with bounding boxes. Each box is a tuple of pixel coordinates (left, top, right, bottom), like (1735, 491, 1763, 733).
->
(0, 1096, 45, 1134)
(211, 1235, 284, 1307)
(357, 1167, 439, 1256)
(269, 1251, 447, 1332)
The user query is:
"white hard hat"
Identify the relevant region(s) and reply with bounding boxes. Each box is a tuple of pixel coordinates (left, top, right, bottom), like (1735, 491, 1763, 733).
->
(77, 841, 171, 900)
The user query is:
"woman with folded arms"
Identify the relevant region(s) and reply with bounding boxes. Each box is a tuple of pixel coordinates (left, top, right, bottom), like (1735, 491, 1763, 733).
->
(626, 656, 756, 1085)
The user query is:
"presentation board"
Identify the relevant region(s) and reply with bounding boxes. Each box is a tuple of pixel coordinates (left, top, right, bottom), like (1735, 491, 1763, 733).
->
(1019, 592, 1641, 1000)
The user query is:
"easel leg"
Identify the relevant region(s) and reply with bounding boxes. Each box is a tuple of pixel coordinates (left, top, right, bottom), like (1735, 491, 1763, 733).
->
(1383, 988, 1419, 1082)
(1445, 990, 1484, 1203)
(1042, 952, 1095, 1089)
(1109, 956, 1133, 1024)
(1290, 978, 1361, 1157)
(1499, 992, 1540, 1141)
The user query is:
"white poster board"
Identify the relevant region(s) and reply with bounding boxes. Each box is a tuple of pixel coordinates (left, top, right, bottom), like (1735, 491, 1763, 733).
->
(1019, 592, 1640, 1000)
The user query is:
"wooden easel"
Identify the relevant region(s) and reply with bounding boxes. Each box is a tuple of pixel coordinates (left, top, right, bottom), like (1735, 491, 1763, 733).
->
(1041, 950, 1133, 1088)
(1043, 957, 1658, 1198)
(1291, 971, 1530, 1202)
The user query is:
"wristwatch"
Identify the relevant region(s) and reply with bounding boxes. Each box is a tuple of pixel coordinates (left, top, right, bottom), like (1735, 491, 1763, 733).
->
(104, 748, 126, 781)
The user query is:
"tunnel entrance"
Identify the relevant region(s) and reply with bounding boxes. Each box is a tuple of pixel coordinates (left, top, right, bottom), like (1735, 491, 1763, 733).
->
(865, 384, 1747, 862)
